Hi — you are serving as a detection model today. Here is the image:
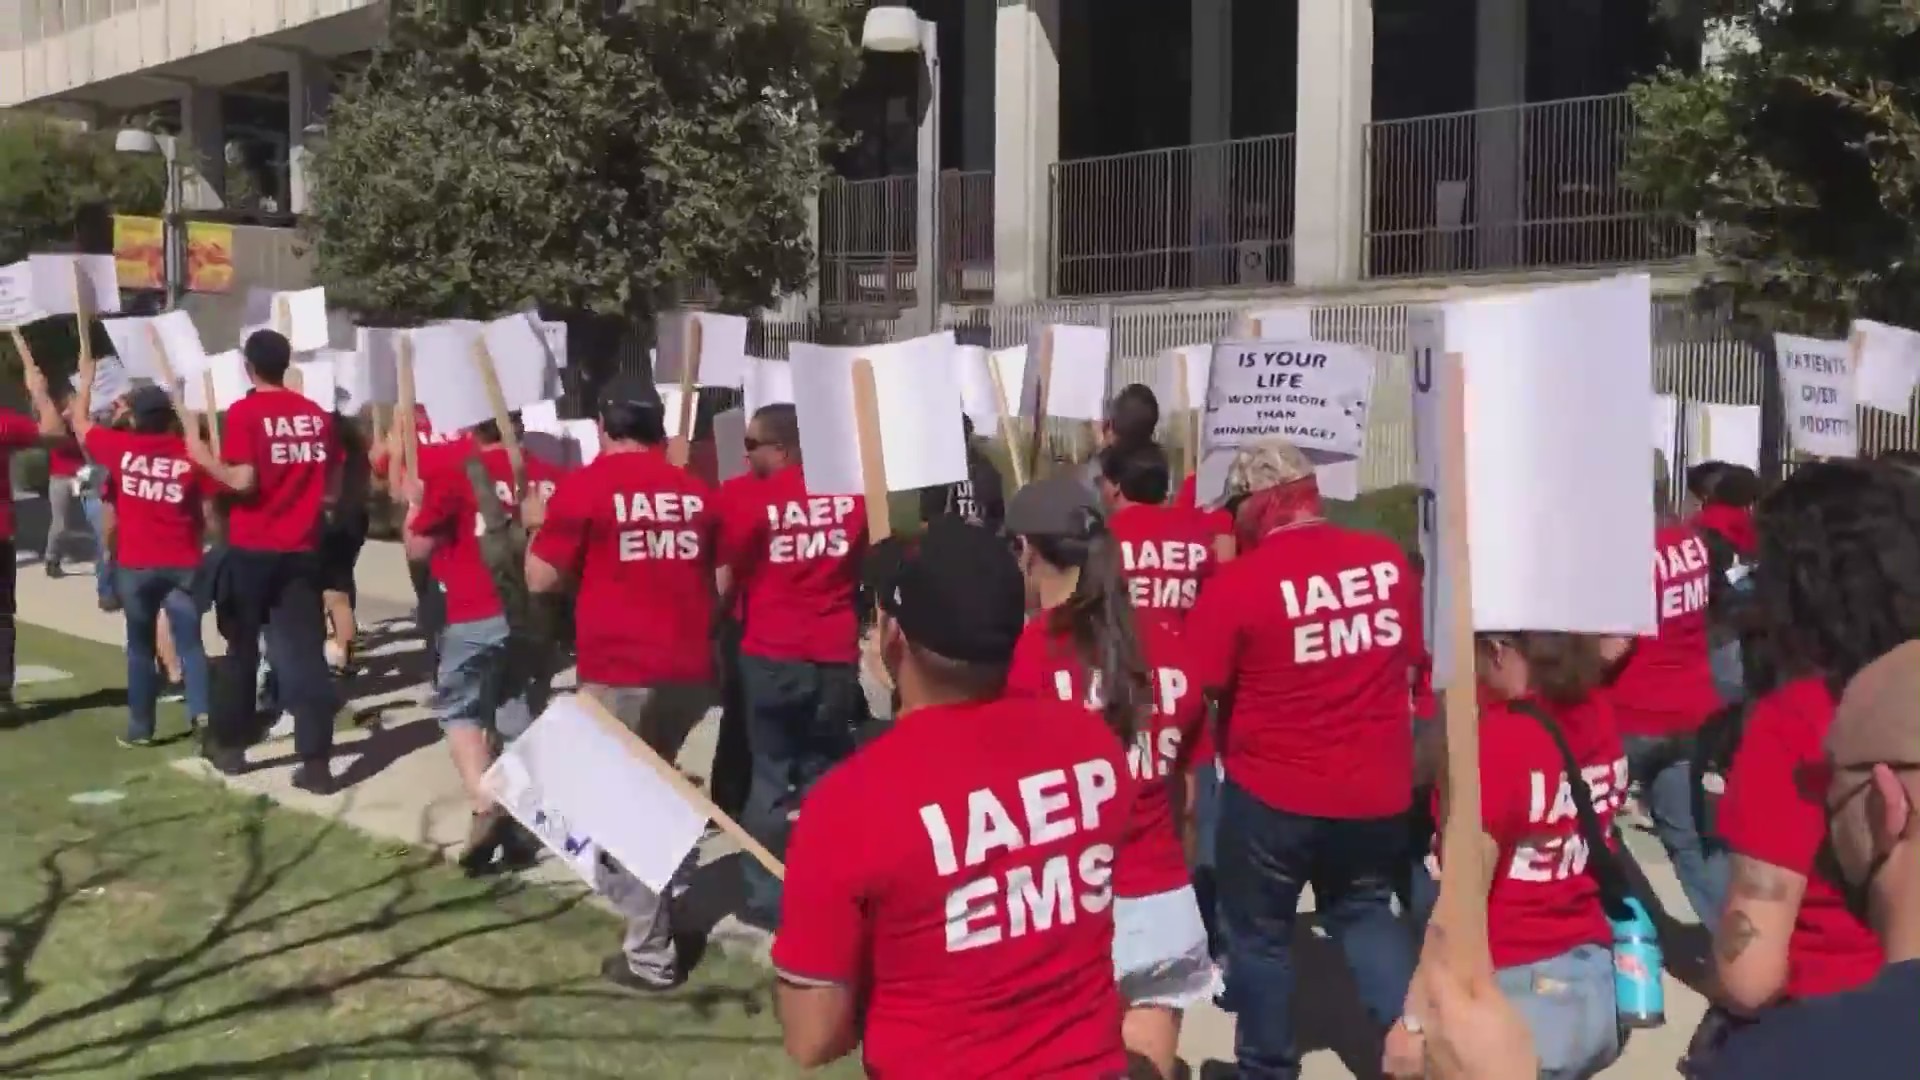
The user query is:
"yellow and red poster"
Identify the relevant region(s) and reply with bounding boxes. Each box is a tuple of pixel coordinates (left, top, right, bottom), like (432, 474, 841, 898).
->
(185, 221, 234, 294)
(112, 215, 165, 290)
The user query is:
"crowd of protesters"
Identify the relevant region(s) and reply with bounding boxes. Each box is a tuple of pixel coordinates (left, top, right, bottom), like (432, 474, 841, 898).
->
(0, 335, 1916, 1080)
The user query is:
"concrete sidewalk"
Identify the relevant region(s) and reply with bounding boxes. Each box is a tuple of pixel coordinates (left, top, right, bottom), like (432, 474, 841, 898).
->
(14, 536, 1710, 1078)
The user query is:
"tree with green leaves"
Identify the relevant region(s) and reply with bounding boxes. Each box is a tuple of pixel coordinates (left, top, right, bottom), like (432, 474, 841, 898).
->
(1626, 1, 1920, 334)
(305, 0, 858, 336)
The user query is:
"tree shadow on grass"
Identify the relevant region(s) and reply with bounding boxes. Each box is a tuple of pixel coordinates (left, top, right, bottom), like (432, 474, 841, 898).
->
(0, 801, 772, 1078)
(0, 688, 131, 733)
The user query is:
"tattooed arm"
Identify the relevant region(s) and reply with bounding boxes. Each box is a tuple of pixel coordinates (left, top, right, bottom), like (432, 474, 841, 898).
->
(1711, 854, 1806, 1014)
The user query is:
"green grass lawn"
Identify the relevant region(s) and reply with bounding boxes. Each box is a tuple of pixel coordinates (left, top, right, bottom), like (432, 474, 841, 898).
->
(0, 627, 855, 1080)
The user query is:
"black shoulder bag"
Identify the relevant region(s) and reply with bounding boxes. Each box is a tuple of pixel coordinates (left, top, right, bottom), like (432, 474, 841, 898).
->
(1509, 701, 1636, 921)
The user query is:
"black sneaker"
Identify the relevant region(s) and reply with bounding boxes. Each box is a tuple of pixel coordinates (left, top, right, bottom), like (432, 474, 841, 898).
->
(117, 734, 157, 749)
(98, 593, 122, 613)
(290, 759, 335, 796)
(203, 741, 247, 776)
(44, 559, 64, 579)
(497, 820, 543, 871)
(458, 809, 509, 876)
(599, 954, 683, 993)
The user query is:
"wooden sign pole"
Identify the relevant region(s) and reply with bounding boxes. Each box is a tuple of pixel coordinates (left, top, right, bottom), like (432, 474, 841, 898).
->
(986, 356, 1028, 488)
(1026, 327, 1055, 481)
(1430, 355, 1493, 977)
(672, 316, 704, 468)
(273, 293, 292, 340)
(71, 262, 92, 372)
(470, 338, 526, 495)
(397, 334, 420, 486)
(1170, 349, 1195, 484)
(852, 357, 893, 543)
(144, 324, 197, 433)
(203, 371, 222, 456)
(576, 690, 785, 880)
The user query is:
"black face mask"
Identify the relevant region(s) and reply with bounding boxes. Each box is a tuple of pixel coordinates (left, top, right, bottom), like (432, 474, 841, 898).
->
(1824, 763, 1920, 922)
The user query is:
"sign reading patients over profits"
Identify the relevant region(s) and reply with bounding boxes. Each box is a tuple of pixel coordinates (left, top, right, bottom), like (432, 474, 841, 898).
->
(1775, 333, 1859, 459)
(1203, 341, 1372, 458)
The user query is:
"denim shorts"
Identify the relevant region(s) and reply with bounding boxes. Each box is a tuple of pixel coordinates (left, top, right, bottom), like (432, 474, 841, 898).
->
(1495, 943, 1622, 1080)
(434, 616, 536, 738)
(1113, 886, 1219, 1009)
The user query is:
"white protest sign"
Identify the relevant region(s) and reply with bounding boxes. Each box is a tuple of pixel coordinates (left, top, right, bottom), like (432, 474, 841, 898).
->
(714, 407, 749, 483)
(183, 350, 251, 412)
(1652, 393, 1680, 457)
(0, 261, 43, 328)
(1021, 324, 1110, 420)
(744, 357, 795, 418)
(151, 309, 207, 376)
(655, 312, 751, 389)
(790, 332, 967, 495)
(351, 327, 405, 406)
(1247, 306, 1314, 340)
(481, 313, 558, 414)
(519, 399, 570, 469)
(101, 318, 162, 380)
(530, 315, 568, 370)
(1776, 333, 1858, 458)
(241, 286, 275, 326)
(657, 386, 693, 440)
(412, 321, 494, 432)
(955, 346, 999, 425)
(522, 399, 561, 433)
(1850, 319, 1920, 415)
(28, 254, 120, 317)
(274, 287, 330, 352)
(1688, 403, 1763, 471)
(73, 356, 131, 410)
(562, 419, 602, 467)
(1154, 344, 1213, 414)
(293, 357, 339, 413)
(1410, 274, 1658, 685)
(1203, 340, 1372, 458)
(1318, 458, 1362, 501)
(483, 695, 710, 894)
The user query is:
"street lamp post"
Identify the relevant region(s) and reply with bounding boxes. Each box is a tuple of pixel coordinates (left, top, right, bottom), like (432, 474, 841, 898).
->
(862, 5, 940, 335)
(114, 128, 184, 310)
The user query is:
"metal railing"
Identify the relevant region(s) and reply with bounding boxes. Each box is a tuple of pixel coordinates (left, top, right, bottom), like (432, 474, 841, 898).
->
(1362, 92, 1695, 279)
(816, 170, 995, 310)
(1049, 133, 1296, 300)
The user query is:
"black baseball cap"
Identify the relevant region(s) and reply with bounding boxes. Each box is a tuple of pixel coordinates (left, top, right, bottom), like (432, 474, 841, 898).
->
(870, 517, 1026, 666)
(1004, 472, 1105, 540)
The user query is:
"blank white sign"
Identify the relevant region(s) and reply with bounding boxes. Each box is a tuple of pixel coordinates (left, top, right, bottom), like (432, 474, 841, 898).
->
(744, 357, 794, 418)
(656, 311, 751, 389)
(1021, 324, 1110, 421)
(276, 287, 330, 352)
(413, 321, 493, 433)
(1690, 403, 1762, 471)
(184, 350, 252, 412)
(293, 357, 338, 413)
(29, 254, 120, 317)
(1851, 319, 1920, 415)
(790, 332, 968, 496)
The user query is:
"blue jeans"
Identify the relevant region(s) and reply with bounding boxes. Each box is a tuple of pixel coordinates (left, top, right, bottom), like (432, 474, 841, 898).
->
(1494, 944, 1621, 1080)
(118, 566, 210, 740)
(1709, 640, 1744, 705)
(209, 549, 338, 761)
(1216, 781, 1417, 1079)
(739, 655, 860, 926)
(1624, 734, 1729, 926)
(433, 616, 544, 739)
(82, 492, 114, 605)
(1190, 757, 1230, 959)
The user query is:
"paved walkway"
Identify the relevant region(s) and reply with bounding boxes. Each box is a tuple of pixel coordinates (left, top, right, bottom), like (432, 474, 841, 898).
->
(13, 530, 1710, 1077)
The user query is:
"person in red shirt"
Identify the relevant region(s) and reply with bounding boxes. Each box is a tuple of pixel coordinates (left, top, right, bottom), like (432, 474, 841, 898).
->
(1002, 473, 1214, 1078)
(1397, 632, 1629, 1080)
(186, 329, 342, 793)
(773, 517, 1133, 1077)
(1184, 440, 1420, 1078)
(1097, 441, 1233, 626)
(715, 402, 869, 929)
(405, 414, 564, 872)
(0, 361, 75, 710)
(1610, 464, 1730, 927)
(70, 356, 215, 744)
(1685, 461, 1763, 704)
(375, 403, 473, 685)
(1712, 461, 1889, 1019)
(526, 379, 720, 991)
(40, 380, 91, 580)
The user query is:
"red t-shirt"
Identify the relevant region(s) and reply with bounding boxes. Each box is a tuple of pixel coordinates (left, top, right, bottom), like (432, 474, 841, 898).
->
(1172, 474, 1235, 530)
(220, 389, 336, 552)
(372, 406, 471, 481)
(529, 448, 719, 686)
(410, 445, 565, 624)
(1445, 692, 1628, 970)
(48, 438, 84, 479)
(1006, 617, 1204, 898)
(1611, 524, 1721, 737)
(716, 473, 765, 623)
(771, 697, 1133, 1079)
(1108, 502, 1229, 624)
(1717, 676, 1884, 1000)
(83, 428, 209, 570)
(0, 410, 41, 541)
(717, 465, 867, 664)
(1187, 521, 1420, 819)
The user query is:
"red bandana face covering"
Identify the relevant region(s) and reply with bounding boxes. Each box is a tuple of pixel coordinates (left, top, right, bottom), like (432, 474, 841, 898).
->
(1234, 475, 1324, 549)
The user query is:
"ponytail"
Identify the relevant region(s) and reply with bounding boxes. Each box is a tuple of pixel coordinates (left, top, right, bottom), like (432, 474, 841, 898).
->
(1035, 530, 1151, 745)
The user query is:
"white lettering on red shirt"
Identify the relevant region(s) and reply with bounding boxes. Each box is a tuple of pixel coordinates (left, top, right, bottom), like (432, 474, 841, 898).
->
(1280, 559, 1405, 663)
(765, 495, 856, 563)
(609, 489, 706, 561)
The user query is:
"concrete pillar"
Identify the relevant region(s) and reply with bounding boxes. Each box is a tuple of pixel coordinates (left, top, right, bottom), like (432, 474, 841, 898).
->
(961, 0, 995, 171)
(287, 52, 331, 215)
(1473, 0, 1525, 270)
(1291, 0, 1371, 286)
(993, 0, 1060, 304)
(180, 85, 225, 211)
(1190, 0, 1234, 288)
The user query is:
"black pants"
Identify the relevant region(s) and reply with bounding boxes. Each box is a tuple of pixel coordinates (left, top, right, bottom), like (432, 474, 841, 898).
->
(408, 558, 444, 677)
(710, 615, 752, 818)
(0, 540, 14, 697)
(210, 548, 338, 761)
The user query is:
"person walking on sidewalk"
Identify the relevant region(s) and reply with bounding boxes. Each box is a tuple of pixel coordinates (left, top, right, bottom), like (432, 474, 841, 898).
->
(41, 384, 91, 580)
(405, 414, 563, 873)
(527, 380, 720, 991)
(4, 361, 87, 711)
(186, 330, 342, 794)
(68, 360, 215, 745)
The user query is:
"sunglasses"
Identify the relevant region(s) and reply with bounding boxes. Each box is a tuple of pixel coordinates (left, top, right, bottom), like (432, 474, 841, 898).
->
(744, 437, 780, 452)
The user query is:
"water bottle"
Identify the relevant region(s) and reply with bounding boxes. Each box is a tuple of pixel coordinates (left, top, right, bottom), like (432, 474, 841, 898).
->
(1611, 896, 1666, 1028)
